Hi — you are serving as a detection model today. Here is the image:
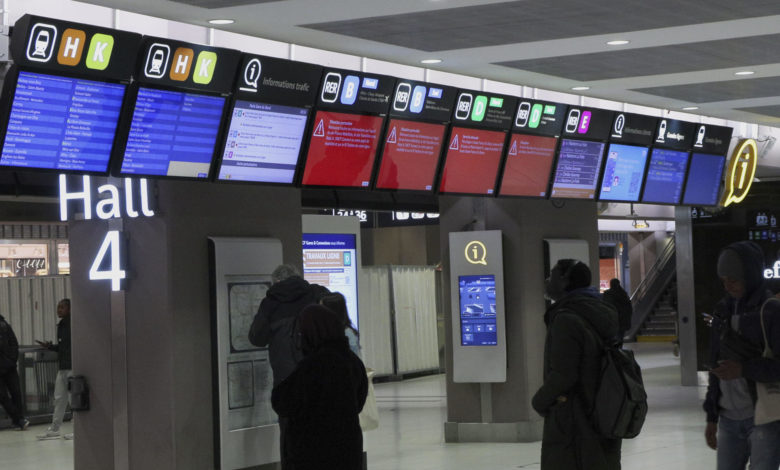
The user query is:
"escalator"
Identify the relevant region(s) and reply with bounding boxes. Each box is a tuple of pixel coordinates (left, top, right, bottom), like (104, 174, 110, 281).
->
(627, 237, 679, 344)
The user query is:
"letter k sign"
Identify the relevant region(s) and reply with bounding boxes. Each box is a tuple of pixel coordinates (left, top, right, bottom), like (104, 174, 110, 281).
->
(193, 51, 217, 84)
(86, 34, 114, 70)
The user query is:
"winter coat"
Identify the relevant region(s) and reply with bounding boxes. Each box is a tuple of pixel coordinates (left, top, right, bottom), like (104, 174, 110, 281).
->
(603, 285, 633, 334)
(0, 314, 19, 372)
(532, 288, 622, 470)
(248, 276, 328, 386)
(48, 315, 72, 370)
(271, 338, 368, 470)
(704, 241, 780, 423)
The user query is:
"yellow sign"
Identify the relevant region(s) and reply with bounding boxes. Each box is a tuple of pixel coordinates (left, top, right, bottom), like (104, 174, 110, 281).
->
(720, 138, 758, 207)
(464, 241, 487, 265)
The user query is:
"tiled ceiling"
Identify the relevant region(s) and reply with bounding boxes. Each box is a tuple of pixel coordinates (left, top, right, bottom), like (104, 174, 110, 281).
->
(74, 0, 780, 128)
(737, 105, 780, 120)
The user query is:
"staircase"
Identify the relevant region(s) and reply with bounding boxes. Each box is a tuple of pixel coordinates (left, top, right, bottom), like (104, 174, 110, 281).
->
(626, 237, 678, 344)
(636, 284, 678, 342)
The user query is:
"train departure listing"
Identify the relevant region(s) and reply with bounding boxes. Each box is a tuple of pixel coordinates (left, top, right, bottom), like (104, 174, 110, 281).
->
(122, 87, 225, 178)
(1, 71, 126, 172)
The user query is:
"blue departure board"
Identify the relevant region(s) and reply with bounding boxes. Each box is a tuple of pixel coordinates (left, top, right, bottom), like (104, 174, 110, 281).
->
(459, 274, 497, 346)
(682, 153, 725, 206)
(120, 87, 225, 178)
(598, 143, 650, 202)
(0, 71, 126, 172)
(641, 148, 689, 204)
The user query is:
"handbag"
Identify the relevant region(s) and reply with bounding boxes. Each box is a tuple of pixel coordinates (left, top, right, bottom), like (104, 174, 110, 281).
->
(359, 368, 379, 431)
(754, 298, 780, 426)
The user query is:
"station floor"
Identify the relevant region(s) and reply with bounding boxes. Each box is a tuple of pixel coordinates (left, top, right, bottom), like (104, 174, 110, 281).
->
(2, 342, 715, 469)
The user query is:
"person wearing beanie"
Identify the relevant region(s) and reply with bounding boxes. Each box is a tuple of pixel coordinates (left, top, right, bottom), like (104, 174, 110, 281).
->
(704, 241, 780, 470)
(533, 259, 621, 470)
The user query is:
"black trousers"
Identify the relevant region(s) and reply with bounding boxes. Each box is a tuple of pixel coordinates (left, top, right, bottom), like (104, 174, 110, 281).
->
(0, 367, 23, 424)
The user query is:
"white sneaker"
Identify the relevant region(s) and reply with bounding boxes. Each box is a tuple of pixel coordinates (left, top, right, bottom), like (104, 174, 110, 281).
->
(37, 429, 61, 440)
(62, 433, 73, 440)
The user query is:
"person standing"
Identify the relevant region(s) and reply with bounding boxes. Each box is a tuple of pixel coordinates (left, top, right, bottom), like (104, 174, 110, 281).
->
(704, 241, 780, 470)
(320, 292, 361, 357)
(603, 278, 633, 344)
(271, 304, 367, 470)
(36, 298, 72, 440)
(0, 313, 29, 430)
(532, 259, 621, 470)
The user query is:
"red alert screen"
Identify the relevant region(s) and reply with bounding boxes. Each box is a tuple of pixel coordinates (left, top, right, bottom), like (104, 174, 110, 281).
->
(375, 119, 447, 191)
(302, 110, 384, 187)
(499, 134, 558, 197)
(439, 127, 506, 195)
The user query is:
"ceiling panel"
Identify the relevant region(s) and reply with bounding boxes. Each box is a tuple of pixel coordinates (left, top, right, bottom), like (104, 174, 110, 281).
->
(737, 105, 780, 119)
(168, 0, 280, 7)
(302, 0, 780, 52)
(633, 77, 780, 103)
(496, 34, 780, 81)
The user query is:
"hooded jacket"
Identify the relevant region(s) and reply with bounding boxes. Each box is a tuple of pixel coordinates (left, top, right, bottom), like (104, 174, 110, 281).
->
(0, 314, 19, 371)
(532, 287, 621, 470)
(248, 276, 328, 386)
(704, 241, 780, 423)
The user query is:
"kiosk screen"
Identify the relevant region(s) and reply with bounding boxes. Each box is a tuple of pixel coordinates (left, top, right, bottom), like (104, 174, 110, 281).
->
(459, 274, 497, 346)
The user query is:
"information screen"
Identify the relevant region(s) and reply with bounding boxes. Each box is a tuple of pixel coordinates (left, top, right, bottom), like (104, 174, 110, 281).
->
(550, 138, 606, 199)
(375, 118, 446, 191)
(301, 110, 384, 187)
(0, 71, 126, 172)
(682, 152, 726, 206)
(439, 126, 506, 194)
(641, 148, 690, 204)
(120, 87, 225, 178)
(217, 100, 308, 183)
(499, 134, 558, 197)
(598, 143, 650, 202)
(459, 274, 497, 346)
(302, 233, 358, 329)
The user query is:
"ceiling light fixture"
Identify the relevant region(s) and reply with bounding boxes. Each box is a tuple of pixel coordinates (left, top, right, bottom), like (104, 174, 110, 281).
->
(682, 106, 699, 111)
(735, 70, 755, 76)
(571, 86, 590, 91)
(208, 19, 235, 25)
(606, 40, 630, 46)
(420, 59, 442, 64)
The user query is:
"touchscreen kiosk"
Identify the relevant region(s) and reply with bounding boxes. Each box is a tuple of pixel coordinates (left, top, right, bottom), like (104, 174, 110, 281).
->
(640, 148, 689, 204)
(449, 230, 506, 383)
(550, 139, 606, 199)
(598, 143, 650, 202)
(682, 152, 726, 206)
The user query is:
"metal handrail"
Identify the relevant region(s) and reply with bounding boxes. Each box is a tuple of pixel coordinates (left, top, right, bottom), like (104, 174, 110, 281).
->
(630, 237, 676, 302)
(626, 237, 678, 340)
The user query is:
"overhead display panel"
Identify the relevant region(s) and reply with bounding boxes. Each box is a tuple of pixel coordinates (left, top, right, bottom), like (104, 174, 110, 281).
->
(653, 118, 696, 150)
(0, 15, 141, 174)
(113, 37, 240, 179)
(682, 152, 726, 206)
(562, 106, 614, 141)
(609, 112, 657, 147)
(375, 81, 456, 192)
(216, 55, 322, 184)
(597, 143, 650, 202)
(692, 124, 733, 156)
(301, 68, 394, 188)
(550, 138, 606, 199)
(451, 90, 517, 131)
(512, 99, 566, 137)
(498, 133, 558, 197)
(640, 147, 690, 204)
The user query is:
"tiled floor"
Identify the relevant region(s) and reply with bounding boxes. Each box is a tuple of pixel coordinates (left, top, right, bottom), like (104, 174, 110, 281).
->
(1, 343, 716, 469)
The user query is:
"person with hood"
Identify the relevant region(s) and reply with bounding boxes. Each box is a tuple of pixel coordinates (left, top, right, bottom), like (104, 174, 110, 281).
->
(704, 241, 780, 470)
(248, 264, 328, 469)
(532, 259, 621, 470)
(603, 278, 633, 344)
(271, 304, 367, 470)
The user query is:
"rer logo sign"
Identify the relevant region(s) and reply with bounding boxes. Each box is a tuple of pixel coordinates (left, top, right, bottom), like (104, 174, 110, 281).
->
(393, 82, 412, 112)
(321, 72, 342, 103)
(455, 93, 473, 120)
(721, 138, 758, 207)
(565, 109, 580, 133)
(465, 240, 487, 266)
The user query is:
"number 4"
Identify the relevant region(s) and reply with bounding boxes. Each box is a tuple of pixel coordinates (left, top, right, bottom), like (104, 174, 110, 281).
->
(89, 230, 126, 291)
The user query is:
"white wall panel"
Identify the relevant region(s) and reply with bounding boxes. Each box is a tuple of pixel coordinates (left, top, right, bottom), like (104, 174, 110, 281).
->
(0, 276, 70, 345)
(212, 29, 289, 59)
(167, 19, 208, 45)
(115, 10, 169, 37)
(291, 45, 361, 70)
(482, 79, 522, 97)
(9, 0, 113, 25)
(358, 267, 393, 376)
(391, 266, 438, 374)
(364, 58, 424, 81)
(425, 69, 481, 90)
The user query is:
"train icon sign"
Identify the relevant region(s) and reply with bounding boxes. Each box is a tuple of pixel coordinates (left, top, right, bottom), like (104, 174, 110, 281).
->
(26, 23, 58, 62)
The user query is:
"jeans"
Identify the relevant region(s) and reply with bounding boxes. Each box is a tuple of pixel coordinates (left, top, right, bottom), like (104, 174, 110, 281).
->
(717, 416, 780, 470)
(51, 369, 72, 431)
(0, 368, 23, 424)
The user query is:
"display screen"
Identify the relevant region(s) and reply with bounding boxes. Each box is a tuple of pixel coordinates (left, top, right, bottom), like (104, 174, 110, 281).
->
(550, 139, 606, 199)
(217, 100, 308, 183)
(439, 126, 506, 194)
(459, 274, 497, 346)
(302, 233, 358, 330)
(598, 143, 650, 202)
(682, 152, 726, 206)
(499, 134, 558, 197)
(641, 148, 690, 204)
(0, 71, 126, 172)
(301, 110, 384, 187)
(375, 118, 447, 191)
(120, 87, 225, 178)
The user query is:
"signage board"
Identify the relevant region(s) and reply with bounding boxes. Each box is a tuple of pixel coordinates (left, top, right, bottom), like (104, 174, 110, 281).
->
(512, 99, 566, 137)
(562, 106, 614, 141)
(609, 112, 657, 147)
(452, 90, 517, 131)
(653, 118, 696, 150)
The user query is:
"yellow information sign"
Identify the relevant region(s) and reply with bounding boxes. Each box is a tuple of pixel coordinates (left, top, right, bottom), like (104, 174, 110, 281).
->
(720, 139, 758, 207)
(464, 241, 487, 265)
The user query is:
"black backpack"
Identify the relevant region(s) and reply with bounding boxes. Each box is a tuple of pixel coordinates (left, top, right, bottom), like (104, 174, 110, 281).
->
(581, 317, 648, 439)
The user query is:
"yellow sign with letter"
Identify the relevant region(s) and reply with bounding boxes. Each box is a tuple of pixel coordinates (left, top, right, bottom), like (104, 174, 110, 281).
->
(720, 138, 758, 207)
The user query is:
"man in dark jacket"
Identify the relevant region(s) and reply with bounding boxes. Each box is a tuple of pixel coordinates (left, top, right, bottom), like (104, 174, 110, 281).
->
(0, 313, 28, 430)
(533, 259, 621, 470)
(36, 298, 72, 440)
(704, 241, 780, 470)
(603, 278, 633, 343)
(249, 264, 328, 469)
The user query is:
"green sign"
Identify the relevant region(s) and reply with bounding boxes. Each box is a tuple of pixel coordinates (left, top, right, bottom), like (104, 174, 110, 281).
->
(472, 95, 488, 122)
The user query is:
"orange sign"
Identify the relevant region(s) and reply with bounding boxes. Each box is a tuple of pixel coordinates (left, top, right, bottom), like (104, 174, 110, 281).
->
(169, 47, 194, 81)
(57, 28, 86, 66)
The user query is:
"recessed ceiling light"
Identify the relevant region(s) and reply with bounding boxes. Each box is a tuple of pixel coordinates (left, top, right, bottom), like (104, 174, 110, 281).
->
(208, 19, 235, 25)
(682, 106, 699, 111)
(571, 86, 590, 91)
(735, 70, 755, 76)
(606, 40, 630, 46)
(420, 59, 442, 64)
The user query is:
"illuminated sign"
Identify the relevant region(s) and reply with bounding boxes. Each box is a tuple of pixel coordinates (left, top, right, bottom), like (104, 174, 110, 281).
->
(720, 139, 758, 207)
(465, 241, 487, 265)
(764, 261, 780, 279)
